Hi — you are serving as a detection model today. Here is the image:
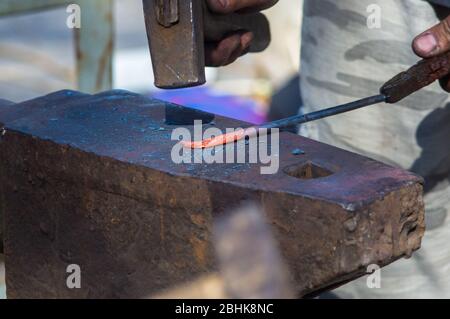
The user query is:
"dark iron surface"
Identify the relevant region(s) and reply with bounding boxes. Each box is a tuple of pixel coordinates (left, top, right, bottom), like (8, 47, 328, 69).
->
(0, 90, 420, 208)
(0, 90, 425, 298)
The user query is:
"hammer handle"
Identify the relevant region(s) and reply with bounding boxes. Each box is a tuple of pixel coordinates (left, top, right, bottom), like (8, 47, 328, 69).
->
(203, 5, 271, 53)
(381, 51, 450, 103)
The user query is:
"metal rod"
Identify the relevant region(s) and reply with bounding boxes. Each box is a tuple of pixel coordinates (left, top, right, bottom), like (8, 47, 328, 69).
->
(259, 94, 387, 130)
(182, 94, 387, 149)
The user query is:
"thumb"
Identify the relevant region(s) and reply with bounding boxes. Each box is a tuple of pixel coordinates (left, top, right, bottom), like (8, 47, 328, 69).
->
(413, 17, 450, 58)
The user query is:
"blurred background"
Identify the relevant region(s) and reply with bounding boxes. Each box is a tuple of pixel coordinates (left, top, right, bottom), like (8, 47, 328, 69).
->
(0, 0, 302, 122)
(0, 0, 303, 298)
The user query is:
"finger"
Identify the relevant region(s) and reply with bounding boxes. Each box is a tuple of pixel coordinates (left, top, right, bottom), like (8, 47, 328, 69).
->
(439, 74, 450, 92)
(205, 32, 253, 67)
(227, 32, 254, 64)
(413, 16, 450, 58)
(205, 34, 241, 67)
(206, 0, 278, 14)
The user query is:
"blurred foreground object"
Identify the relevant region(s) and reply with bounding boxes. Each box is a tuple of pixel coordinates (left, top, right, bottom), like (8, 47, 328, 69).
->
(155, 204, 294, 299)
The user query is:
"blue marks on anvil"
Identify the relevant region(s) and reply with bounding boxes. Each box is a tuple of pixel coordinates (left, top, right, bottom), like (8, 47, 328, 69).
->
(67, 109, 92, 121)
(64, 90, 77, 96)
(105, 95, 134, 101)
(141, 134, 151, 143)
(47, 89, 86, 98)
(0, 91, 182, 167)
(186, 165, 196, 172)
(292, 148, 305, 156)
(97, 89, 140, 97)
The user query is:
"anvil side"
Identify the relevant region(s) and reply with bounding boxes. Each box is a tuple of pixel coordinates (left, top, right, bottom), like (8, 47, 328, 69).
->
(0, 90, 424, 298)
(0, 98, 13, 254)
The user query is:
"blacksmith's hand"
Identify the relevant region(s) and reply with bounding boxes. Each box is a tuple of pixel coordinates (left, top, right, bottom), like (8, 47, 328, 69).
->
(413, 14, 450, 92)
(205, 0, 278, 67)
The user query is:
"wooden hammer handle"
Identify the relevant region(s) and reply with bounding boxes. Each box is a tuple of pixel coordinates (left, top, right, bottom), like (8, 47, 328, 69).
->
(203, 4, 271, 53)
(381, 51, 450, 103)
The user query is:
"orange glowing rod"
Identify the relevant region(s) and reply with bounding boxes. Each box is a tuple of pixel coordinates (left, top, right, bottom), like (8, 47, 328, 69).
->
(183, 49, 450, 149)
(181, 128, 252, 149)
(182, 95, 387, 149)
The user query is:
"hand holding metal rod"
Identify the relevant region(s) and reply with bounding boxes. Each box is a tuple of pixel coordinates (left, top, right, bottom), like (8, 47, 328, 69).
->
(183, 51, 450, 149)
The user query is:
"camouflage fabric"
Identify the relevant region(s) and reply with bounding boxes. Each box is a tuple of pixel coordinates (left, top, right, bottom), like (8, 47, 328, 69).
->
(300, 0, 450, 298)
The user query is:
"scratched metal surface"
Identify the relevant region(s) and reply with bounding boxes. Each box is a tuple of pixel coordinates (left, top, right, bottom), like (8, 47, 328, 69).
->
(0, 89, 422, 209)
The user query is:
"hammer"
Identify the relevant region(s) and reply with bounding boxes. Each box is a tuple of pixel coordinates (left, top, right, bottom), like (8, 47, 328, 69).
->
(143, 0, 271, 89)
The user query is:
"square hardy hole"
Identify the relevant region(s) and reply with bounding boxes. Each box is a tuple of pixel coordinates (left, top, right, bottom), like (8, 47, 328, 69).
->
(283, 161, 335, 179)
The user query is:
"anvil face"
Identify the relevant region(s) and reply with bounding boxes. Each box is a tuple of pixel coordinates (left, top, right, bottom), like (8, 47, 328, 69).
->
(0, 90, 424, 298)
(0, 90, 421, 206)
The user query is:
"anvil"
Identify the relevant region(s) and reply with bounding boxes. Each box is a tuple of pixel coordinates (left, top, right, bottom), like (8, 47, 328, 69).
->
(0, 90, 424, 298)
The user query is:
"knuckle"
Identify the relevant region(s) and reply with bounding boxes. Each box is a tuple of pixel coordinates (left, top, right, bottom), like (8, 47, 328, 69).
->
(213, 50, 230, 66)
(207, 0, 231, 13)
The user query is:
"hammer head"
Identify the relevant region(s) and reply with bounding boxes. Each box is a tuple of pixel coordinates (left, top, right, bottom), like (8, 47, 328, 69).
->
(143, 0, 271, 89)
(143, 0, 206, 89)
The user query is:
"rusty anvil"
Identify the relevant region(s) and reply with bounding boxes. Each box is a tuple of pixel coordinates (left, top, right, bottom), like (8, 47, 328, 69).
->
(143, 0, 271, 89)
(0, 91, 425, 298)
